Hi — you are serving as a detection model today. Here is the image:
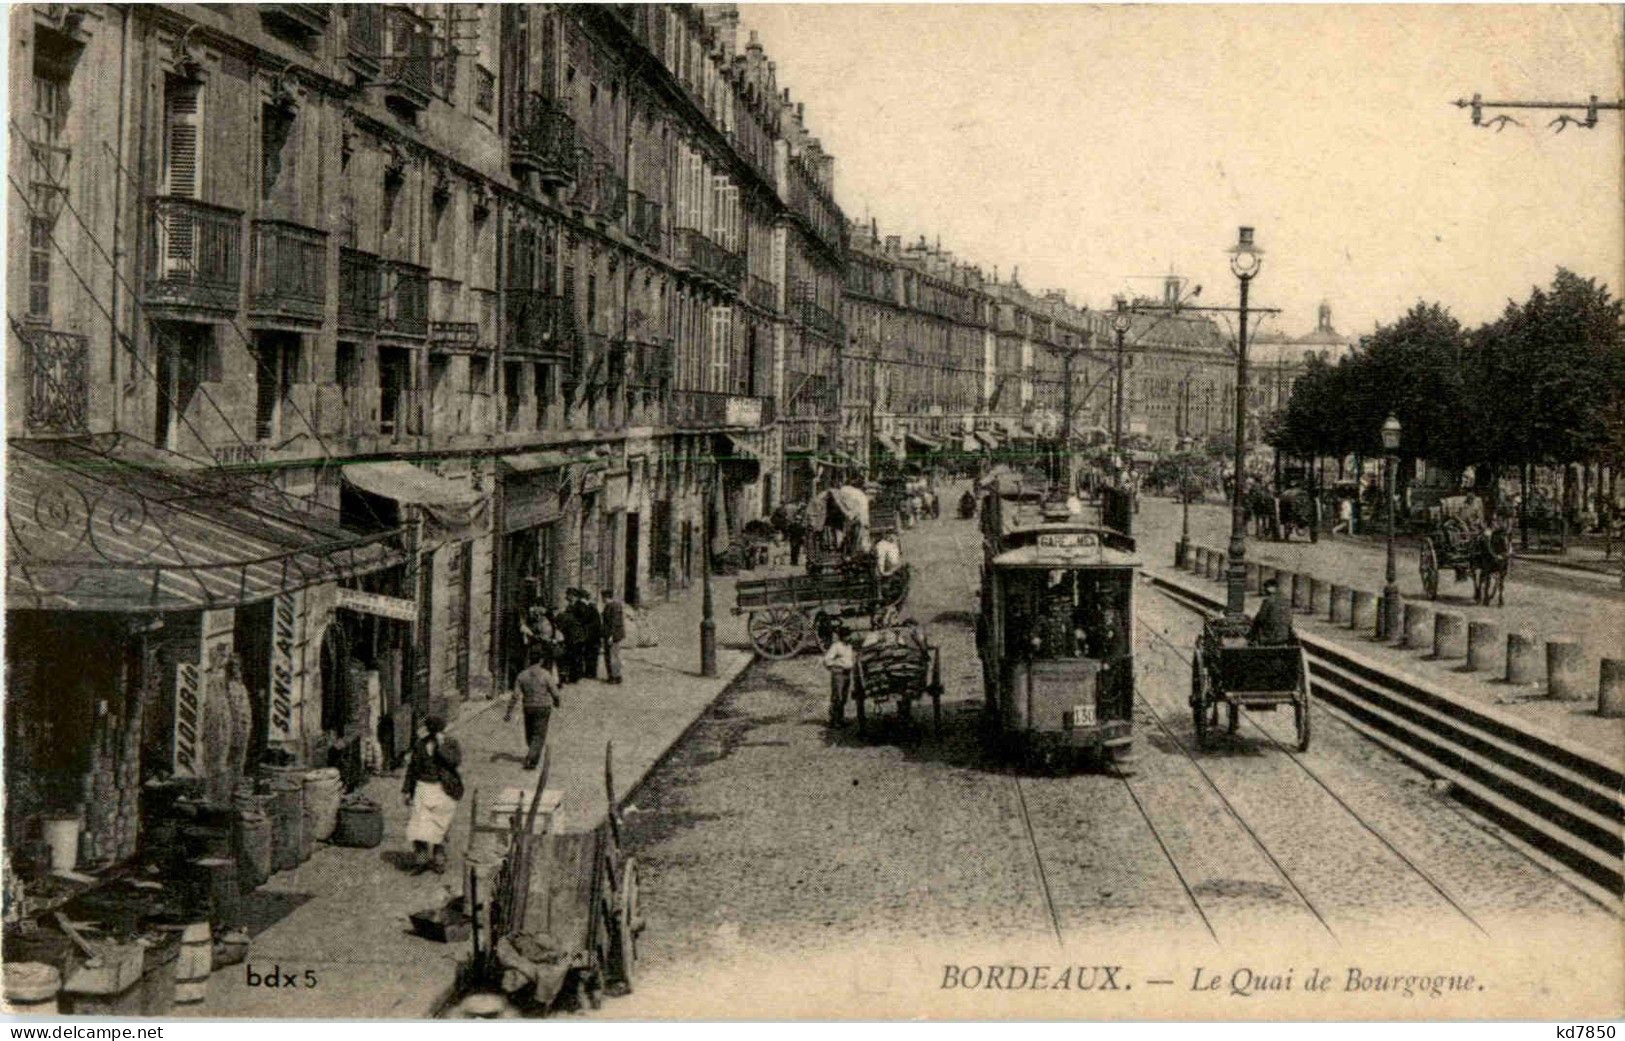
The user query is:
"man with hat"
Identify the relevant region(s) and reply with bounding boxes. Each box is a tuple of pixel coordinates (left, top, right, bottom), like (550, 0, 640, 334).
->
(556, 589, 586, 684)
(1249, 577, 1294, 646)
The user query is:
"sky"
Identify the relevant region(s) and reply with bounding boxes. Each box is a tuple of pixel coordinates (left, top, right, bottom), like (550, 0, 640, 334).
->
(737, 4, 1625, 339)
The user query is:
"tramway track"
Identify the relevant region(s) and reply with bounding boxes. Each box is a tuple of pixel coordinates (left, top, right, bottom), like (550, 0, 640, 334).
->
(1148, 570, 1622, 912)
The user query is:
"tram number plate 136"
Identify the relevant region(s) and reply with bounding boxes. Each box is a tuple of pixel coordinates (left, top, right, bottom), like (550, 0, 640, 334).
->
(1068, 703, 1096, 728)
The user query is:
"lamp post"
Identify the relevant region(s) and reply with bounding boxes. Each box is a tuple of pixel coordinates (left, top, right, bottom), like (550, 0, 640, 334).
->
(700, 459, 717, 677)
(1224, 227, 1263, 620)
(1381, 413, 1402, 639)
(1177, 440, 1194, 569)
(1111, 299, 1131, 460)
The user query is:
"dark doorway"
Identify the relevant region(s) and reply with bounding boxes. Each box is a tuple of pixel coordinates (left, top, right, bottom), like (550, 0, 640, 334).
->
(624, 511, 640, 606)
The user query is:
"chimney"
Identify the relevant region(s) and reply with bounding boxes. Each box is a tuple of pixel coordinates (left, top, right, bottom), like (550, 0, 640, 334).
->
(1164, 275, 1180, 306)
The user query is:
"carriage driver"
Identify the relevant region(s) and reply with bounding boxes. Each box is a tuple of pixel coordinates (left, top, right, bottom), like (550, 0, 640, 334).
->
(1248, 577, 1295, 646)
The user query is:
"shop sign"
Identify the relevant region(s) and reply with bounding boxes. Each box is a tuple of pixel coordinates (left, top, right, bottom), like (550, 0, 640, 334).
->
(173, 662, 202, 778)
(725, 396, 762, 428)
(336, 587, 418, 622)
(270, 593, 296, 741)
(503, 470, 561, 533)
(604, 471, 629, 513)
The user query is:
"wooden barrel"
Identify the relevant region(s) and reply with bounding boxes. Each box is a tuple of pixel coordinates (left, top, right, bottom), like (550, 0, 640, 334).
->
(4, 963, 61, 1013)
(266, 779, 303, 872)
(303, 768, 342, 843)
(235, 810, 272, 889)
(174, 922, 212, 1005)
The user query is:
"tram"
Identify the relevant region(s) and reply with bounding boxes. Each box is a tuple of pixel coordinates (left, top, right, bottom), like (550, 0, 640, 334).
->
(976, 495, 1140, 769)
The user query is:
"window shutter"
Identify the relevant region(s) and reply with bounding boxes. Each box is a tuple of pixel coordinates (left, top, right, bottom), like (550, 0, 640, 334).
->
(164, 80, 201, 198)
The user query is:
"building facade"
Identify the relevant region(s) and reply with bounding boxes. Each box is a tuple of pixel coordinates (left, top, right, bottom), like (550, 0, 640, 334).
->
(5, 2, 843, 865)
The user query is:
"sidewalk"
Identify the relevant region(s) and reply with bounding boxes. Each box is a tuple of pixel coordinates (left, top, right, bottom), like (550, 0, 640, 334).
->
(181, 574, 753, 1019)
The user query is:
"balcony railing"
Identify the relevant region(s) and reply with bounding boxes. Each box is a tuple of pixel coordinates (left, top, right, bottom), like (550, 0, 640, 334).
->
(628, 191, 662, 250)
(674, 228, 744, 291)
(144, 196, 242, 314)
(379, 260, 428, 339)
(338, 248, 380, 333)
(747, 274, 776, 313)
(791, 294, 845, 343)
(428, 277, 479, 349)
(569, 150, 626, 222)
(263, 4, 330, 38)
(18, 325, 89, 435)
(380, 6, 432, 110)
(345, 5, 381, 79)
(669, 388, 773, 429)
(509, 91, 577, 186)
(249, 219, 327, 325)
(505, 288, 574, 361)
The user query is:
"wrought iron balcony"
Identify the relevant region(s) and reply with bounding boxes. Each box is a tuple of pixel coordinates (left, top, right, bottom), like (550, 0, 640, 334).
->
(249, 219, 327, 326)
(747, 274, 776, 313)
(263, 4, 330, 39)
(379, 259, 428, 339)
(428, 277, 479, 350)
(509, 91, 577, 186)
(568, 150, 626, 222)
(16, 325, 89, 435)
(791, 293, 846, 343)
(504, 288, 573, 361)
(669, 388, 773, 430)
(338, 248, 380, 333)
(345, 5, 381, 79)
(379, 6, 432, 111)
(143, 196, 243, 314)
(674, 228, 744, 292)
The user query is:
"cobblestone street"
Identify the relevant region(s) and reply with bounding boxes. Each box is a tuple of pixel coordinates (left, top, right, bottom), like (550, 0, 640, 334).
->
(605, 493, 1618, 1017)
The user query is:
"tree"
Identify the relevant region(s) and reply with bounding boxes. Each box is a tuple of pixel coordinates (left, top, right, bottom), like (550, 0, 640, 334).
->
(1354, 302, 1470, 468)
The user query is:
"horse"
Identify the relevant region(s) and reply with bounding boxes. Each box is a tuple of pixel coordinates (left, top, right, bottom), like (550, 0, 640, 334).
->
(1276, 487, 1320, 543)
(1244, 484, 1281, 539)
(1470, 525, 1511, 606)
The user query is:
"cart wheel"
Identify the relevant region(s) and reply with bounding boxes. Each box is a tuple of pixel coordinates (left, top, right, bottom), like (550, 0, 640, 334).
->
(1226, 701, 1240, 734)
(605, 858, 641, 996)
(749, 607, 809, 660)
(1295, 656, 1313, 752)
(1190, 654, 1211, 749)
(1420, 540, 1440, 600)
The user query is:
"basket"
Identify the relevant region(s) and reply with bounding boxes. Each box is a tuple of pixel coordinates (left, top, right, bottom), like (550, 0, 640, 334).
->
(331, 797, 384, 848)
(408, 897, 470, 944)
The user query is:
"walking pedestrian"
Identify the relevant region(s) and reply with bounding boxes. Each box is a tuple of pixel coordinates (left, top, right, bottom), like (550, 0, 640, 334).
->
(402, 714, 463, 874)
(600, 587, 626, 685)
(505, 648, 560, 770)
(575, 587, 603, 681)
(823, 624, 855, 725)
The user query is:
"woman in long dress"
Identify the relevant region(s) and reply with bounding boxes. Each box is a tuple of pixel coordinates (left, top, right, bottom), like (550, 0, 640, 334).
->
(402, 714, 462, 874)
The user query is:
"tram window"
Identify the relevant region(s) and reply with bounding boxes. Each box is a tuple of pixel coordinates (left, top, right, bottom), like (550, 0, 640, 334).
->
(1004, 570, 1127, 661)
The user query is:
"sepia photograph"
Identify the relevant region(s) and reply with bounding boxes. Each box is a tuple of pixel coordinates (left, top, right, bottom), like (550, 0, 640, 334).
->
(1, 0, 1621, 1023)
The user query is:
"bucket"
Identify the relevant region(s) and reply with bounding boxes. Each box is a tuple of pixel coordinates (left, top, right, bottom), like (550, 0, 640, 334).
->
(331, 797, 384, 849)
(303, 768, 342, 843)
(42, 816, 81, 873)
(266, 780, 303, 873)
(174, 922, 211, 1005)
(4, 963, 61, 1014)
(235, 810, 272, 889)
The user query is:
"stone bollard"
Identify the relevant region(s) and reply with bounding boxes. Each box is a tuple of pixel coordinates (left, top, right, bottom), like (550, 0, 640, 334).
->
(1350, 590, 1378, 632)
(1433, 612, 1467, 659)
(1402, 603, 1432, 650)
(1505, 632, 1541, 685)
(1546, 638, 1586, 701)
(1310, 577, 1330, 617)
(1244, 562, 1261, 593)
(1289, 572, 1308, 612)
(1257, 564, 1275, 589)
(1192, 547, 1206, 574)
(1205, 550, 1221, 581)
(1598, 660, 1625, 718)
(1466, 620, 1502, 673)
(1329, 583, 1350, 624)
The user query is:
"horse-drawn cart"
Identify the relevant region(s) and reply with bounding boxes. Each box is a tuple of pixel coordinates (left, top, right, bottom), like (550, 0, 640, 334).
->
(846, 621, 945, 734)
(1419, 495, 1508, 604)
(1190, 618, 1312, 751)
(734, 565, 911, 659)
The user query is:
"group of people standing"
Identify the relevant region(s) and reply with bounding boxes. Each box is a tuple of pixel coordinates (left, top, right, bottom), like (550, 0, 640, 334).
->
(519, 587, 628, 686)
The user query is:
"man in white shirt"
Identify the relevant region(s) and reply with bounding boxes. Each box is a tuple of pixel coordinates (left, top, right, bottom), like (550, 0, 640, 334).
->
(874, 533, 903, 577)
(823, 626, 855, 726)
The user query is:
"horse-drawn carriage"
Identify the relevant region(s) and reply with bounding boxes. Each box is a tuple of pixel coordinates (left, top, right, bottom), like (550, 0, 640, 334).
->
(734, 565, 911, 659)
(1246, 482, 1319, 542)
(1419, 495, 1509, 605)
(1190, 617, 1312, 751)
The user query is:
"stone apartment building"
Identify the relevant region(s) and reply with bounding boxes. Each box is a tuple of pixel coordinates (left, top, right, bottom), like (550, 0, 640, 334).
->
(4, 2, 843, 867)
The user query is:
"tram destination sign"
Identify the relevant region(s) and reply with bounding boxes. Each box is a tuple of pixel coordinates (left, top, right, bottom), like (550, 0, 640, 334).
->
(1036, 531, 1101, 562)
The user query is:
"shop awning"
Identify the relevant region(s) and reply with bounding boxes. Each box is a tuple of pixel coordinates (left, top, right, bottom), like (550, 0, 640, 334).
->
(500, 451, 574, 474)
(905, 431, 942, 452)
(974, 431, 1001, 450)
(713, 432, 761, 477)
(7, 438, 406, 612)
(875, 433, 905, 459)
(960, 434, 980, 453)
(343, 460, 488, 542)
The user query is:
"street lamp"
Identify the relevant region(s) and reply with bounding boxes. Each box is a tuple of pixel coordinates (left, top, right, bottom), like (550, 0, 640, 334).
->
(700, 459, 718, 677)
(1381, 413, 1402, 639)
(1224, 226, 1263, 620)
(1111, 298, 1132, 463)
